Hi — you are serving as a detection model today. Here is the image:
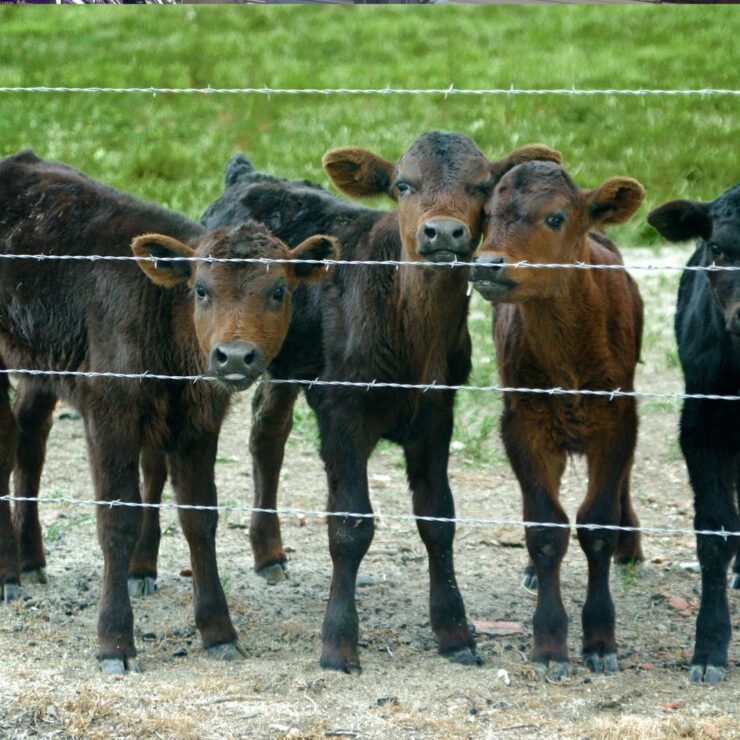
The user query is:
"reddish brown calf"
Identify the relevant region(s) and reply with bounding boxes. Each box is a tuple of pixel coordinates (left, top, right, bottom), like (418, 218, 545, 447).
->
(0, 152, 337, 674)
(469, 161, 645, 679)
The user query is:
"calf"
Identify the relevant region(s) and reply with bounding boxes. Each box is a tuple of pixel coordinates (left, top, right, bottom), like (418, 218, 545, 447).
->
(469, 161, 645, 679)
(647, 184, 740, 684)
(200, 134, 561, 672)
(0, 151, 336, 673)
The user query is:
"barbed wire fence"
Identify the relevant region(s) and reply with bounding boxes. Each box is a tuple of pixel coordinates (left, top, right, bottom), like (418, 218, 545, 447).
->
(0, 84, 738, 542)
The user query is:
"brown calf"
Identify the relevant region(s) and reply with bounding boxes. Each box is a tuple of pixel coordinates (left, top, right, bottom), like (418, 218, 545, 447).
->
(0, 151, 336, 673)
(198, 135, 561, 672)
(469, 161, 645, 679)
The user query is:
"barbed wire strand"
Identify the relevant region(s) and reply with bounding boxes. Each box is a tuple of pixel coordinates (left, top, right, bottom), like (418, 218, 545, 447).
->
(0, 86, 738, 97)
(3, 494, 738, 540)
(1, 369, 737, 401)
(0, 252, 738, 272)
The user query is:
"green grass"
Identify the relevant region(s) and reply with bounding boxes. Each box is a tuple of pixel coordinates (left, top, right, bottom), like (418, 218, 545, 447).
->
(0, 5, 736, 467)
(0, 5, 737, 246)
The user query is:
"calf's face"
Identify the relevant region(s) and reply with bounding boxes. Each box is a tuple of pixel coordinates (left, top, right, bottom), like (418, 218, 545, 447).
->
(648, 184, 740, 341)
(132, 222, 338, 391)
(470, 162, 644, 302)
(322, 132, 561, 263)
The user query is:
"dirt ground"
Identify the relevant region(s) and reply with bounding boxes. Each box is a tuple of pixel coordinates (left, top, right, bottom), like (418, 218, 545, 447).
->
(0, 254, 738, 739)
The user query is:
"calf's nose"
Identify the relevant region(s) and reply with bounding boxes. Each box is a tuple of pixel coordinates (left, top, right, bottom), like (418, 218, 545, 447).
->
(470, 254, 506, 283)
(209, 340, 265, 380)
(416, 218, 472, 257)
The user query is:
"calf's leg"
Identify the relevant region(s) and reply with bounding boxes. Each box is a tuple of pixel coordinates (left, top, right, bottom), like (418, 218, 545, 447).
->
(128, 445, 167, 597)
(502, 407, 569, 680)
(84, 412, 142, 674)
(0, 372, 19, 603)
(12, 380, 57, 584)
(578, 406, 637, 674)
(681, 409, 739, 684)
(168, 434, 243, 660)
(613, 460, 644, 566)
(249, 382, 299, 582)
(404, 401, 478, 665)
(316, 407, 376, 673)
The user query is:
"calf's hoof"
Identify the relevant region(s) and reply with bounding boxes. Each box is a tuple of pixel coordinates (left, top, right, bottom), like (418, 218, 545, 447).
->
(320, 646, 361, 675)
(128, 576, 157, 597)
(689, 664, 726, 685)
(22, 567, 48, 585)
(207, 641, 247, 661)
(533, 660, 569, 682)
(583, 651, 618, 675)
(521, 566, 537, 592)
(443, 646, 483, 667)
(2, 582, 21, 603)
(729, 573, 740, 590)
(256, 561, 289, 585)
(99, 657, 141, 675)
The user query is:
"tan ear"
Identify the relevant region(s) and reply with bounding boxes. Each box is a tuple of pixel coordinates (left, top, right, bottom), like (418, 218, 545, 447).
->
(287, 234, 340, 285)
(322, 148, 395, 200)
(490, 144, 562, 183)
(587, 178, 645, 226)
(131, 233, 196, 287)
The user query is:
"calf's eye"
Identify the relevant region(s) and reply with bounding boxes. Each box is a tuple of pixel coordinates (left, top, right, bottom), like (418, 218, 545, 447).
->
(545, 213, 565, 230)
(395, 181, 411, 195)
(195, 284, 208, 300)
(272, 285, 286, 301)
(709, 243, 723, 259)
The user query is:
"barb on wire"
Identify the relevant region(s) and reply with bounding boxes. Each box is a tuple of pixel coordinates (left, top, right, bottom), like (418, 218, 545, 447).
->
(0, 368, 737, 401)
(3, 495, 739, 539)
(0, 252, 737, 272)
(0, 86, 738, 97)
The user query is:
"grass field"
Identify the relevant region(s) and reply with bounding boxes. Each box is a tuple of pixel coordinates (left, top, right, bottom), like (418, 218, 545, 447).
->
(0, 4, 737, 246)
(0, 5, 737, 455)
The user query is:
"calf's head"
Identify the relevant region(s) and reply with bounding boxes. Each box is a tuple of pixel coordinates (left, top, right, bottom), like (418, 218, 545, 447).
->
(132, 221, 338, 391)
(648, 184, 740, 341)
(322, 131, 561, 263)
(470, 161, 644, 302)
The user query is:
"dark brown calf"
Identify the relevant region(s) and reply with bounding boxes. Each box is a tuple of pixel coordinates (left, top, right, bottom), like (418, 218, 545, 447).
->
(199, 134, 561, 672)
(0, 151, 336, 674)
(469, 161, 645, 680)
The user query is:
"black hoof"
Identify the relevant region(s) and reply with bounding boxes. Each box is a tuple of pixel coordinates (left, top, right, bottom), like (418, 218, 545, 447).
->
(689, 664, 726, 684)
(2, 582, 21, 603)
(320, 649, 362, 675)
(256, 561, 289, 585)
(207, 641, 247, 661)
(99, 657, 141, 675)
(444, 646, 483, 667)
(583, 651, 618, 675)
(22, 567, 48, 585)
(128, 576, 157, 597)
(533, 660, 568, 682)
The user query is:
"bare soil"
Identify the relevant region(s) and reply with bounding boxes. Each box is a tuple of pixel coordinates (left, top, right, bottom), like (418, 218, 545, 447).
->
(0, 258, 738, 739)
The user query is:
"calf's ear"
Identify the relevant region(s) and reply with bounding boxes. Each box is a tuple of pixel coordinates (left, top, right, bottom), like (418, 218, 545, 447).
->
(586, 178, 645, 226)
(490, 144, 562, 183)
(131, 233, 196, 287)
(323, 148, 395, 199)
(647, 199, 712, 242)
(287, 235, 340, 285)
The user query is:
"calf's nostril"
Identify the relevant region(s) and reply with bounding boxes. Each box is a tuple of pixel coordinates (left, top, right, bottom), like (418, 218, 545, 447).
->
(452, 227, 464, 240)
(423, 226, 437, 240)
(243, 349, 255, 366)
(215, 348, 228, 365)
